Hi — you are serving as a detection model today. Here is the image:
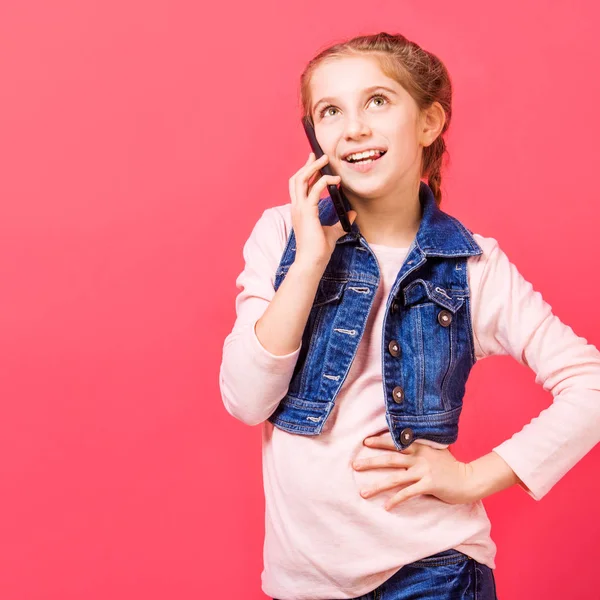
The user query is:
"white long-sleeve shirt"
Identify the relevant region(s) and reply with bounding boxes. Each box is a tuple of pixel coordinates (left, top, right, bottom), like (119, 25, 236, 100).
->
(219, 203, 600, 600)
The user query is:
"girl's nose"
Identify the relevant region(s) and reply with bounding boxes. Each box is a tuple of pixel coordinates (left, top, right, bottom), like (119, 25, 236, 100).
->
(342, 117, 372, 139)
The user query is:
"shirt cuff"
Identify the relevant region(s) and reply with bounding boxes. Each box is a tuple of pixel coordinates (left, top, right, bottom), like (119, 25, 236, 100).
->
(491, 443, 545, 501)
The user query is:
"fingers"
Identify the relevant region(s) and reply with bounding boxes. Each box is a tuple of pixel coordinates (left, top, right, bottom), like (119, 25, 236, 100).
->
(289, 152, 314, 205)
(290, 152, 340, 208)
(364, 435, 396, 450)
(290, 152, 318, 205)
(297, 152, 316, 199)
(306, 167, 320, 190)
(353, 452, 414, 470)
(307, 173, 341, 206)
(360, 470, 419, 499)
(365, 434, 419, 454)
(296, 153, 331, 207)
(384, 480, 429, 510)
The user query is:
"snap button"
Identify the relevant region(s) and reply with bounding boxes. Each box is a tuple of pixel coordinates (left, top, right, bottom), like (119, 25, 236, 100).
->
(388, 340, 401, 357)
(438, 310, 452, 327)
(391, 300, 399, 314)
(392, 386, 404, 403)
(400, 428, 414, 444)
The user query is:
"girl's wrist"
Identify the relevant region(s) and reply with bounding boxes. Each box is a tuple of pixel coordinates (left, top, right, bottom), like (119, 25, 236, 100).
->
(466, 451, 523, 502)
(290, 258, 328, 279)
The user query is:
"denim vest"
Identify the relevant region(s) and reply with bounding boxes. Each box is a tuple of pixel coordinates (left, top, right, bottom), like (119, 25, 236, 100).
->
(267, 181, 483, 450)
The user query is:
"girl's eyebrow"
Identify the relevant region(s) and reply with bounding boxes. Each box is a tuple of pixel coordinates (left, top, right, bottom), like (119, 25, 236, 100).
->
(312, 85, 398, 114)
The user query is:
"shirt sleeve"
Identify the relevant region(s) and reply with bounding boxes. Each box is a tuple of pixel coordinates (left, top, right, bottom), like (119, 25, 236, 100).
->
(471, 237, 600, 501)
(219, 205, 302, 426)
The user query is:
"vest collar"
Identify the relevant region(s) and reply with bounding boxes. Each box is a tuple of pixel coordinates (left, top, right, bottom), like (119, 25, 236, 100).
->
(319, 180, 482, 258)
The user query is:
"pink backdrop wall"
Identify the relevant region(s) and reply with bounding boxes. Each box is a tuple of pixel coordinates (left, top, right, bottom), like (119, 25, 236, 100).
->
(0, 1, 598, 598)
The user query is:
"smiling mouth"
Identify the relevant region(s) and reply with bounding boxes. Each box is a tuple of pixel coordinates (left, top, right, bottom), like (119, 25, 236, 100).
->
(343, 150, 387, 164)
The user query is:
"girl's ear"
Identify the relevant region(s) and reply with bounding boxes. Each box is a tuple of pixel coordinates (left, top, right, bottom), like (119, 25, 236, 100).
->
(419, 102, 446, 148)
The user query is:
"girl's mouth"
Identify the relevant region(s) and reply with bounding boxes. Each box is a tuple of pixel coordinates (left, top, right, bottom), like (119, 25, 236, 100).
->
(343, 150, 387, 173)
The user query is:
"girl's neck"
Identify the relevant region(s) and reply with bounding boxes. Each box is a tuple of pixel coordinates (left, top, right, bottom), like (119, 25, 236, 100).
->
(350, 184, 422, 248)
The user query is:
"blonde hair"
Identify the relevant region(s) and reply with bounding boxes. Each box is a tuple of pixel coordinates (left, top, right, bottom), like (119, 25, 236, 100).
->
(300, 32, 452, 206)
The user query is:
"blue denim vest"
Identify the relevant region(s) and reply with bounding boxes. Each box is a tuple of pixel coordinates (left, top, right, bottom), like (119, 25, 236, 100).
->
(267, 181, 483, 450)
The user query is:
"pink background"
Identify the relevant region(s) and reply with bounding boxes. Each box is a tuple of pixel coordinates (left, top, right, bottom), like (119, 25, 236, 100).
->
(1, 1, 599, 598)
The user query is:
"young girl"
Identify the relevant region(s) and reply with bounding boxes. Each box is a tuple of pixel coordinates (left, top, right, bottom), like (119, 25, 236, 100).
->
(219, 32, 600, 600)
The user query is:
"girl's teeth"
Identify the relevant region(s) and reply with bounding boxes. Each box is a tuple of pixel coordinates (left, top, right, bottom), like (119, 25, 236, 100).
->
(352, 154, 382, 163)
(347, 150, 385, 163)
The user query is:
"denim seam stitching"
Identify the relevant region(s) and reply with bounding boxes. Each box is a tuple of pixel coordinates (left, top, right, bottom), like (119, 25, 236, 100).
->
(270, 416, 322, 432)
(464, 294, 477, 365)
(416, 306, 424, 414)
(300, 305, 326, 392)
(409, 555, 469, 567)
(440, 310, 455, 411)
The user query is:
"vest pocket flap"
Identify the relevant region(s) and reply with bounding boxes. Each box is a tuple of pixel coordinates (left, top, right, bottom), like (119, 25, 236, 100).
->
(402, 279, 465, 313)
(312, 279, 347, 308)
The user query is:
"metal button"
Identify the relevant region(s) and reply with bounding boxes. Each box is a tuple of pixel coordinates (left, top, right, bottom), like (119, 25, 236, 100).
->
(391, 300, 399, 314)
(438, 310, 452, 327)
(400, 428, 414, 444)
(388, 340, 401, 357)
(392, 386, 404, 403)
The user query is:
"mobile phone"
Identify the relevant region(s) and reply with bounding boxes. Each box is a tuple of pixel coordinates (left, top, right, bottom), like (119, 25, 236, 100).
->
(301, 117, 352, 233)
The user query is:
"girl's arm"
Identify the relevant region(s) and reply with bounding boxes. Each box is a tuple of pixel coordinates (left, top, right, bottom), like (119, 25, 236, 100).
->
(219, 206, 324, 426)
(471, 236, 600, 501)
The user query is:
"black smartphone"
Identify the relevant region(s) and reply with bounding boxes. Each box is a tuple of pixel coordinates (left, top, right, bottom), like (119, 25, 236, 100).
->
(301, 117, 352, 233)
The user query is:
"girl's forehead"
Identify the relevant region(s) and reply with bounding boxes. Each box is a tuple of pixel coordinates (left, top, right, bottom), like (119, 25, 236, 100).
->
(311, 55, 387, 85)
(309, 57, 403, 105)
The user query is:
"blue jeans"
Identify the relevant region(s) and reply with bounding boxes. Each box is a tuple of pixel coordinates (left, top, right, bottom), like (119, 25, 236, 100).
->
(273, 549, 498, 599)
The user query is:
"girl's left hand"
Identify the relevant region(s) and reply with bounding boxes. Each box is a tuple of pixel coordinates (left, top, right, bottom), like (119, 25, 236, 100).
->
(352, 431, 477, 510)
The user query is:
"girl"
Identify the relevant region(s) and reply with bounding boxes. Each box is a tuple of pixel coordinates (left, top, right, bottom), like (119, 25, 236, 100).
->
(219, 32, 600, 600)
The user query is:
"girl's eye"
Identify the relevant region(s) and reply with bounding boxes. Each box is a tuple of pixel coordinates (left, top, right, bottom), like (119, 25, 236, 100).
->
(318, 94, 389, 119)
(320, 106, 338, 118)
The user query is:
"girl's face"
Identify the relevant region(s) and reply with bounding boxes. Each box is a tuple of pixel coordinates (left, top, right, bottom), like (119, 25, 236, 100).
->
(309, 55, 433, 200)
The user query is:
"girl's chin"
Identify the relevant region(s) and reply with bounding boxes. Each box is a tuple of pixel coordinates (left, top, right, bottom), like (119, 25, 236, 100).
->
(346, 188, 383, 203)
(341, 166, 389, 186)
(342, 183, 388, 201)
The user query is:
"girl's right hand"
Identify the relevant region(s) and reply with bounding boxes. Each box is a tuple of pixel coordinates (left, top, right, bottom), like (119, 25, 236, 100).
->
(289, 152, 357, 270)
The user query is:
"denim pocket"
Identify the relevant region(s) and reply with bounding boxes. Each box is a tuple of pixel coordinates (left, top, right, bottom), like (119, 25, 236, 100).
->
(400, 279, 465, 414)
(312, 277, 348, 307)
(383, 550, 499, 599)
(308, 278, 348, 347)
